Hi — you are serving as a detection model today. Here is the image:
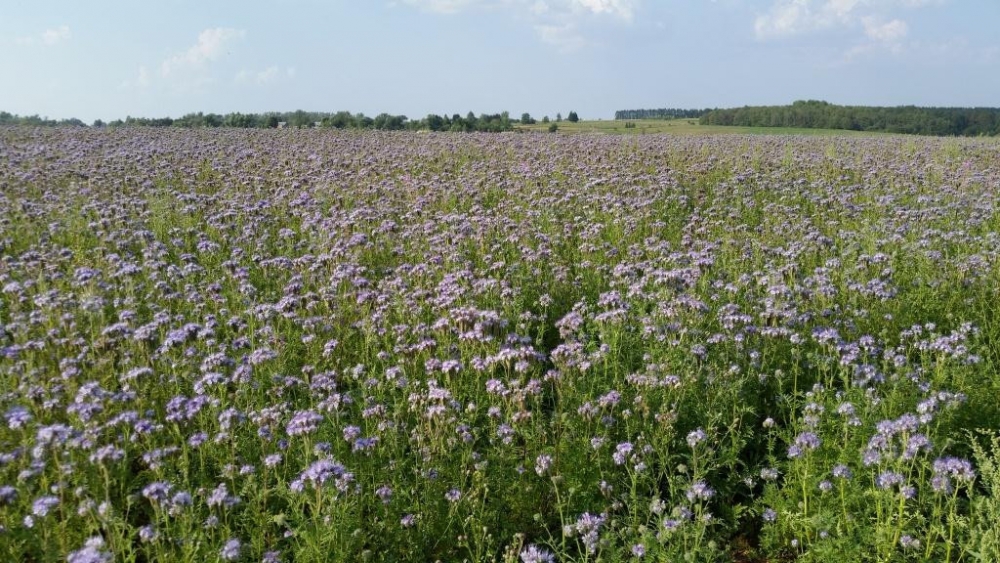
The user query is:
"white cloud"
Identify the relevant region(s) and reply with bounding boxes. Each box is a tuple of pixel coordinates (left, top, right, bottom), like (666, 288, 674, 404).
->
(754, 0, 932, 40)
(535, 23, 587, 51)
(15, 25, 71, 46)
(401, 0, 480, 13)
(399, 0, 637, 49)
(572, 0, 635, 20)
(42, 25, 72, 45)
(160, 27, 246, 77)
(862, 16, 907, 42)
(120, 65, 152, 90)
(235, 65, 297, 85)
(754, 0, 860, 38)
(256, 66, 280, 83)
(755, 0, 945, 62)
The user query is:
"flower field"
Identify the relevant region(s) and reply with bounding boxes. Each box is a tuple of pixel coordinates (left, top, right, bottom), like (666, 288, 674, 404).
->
(2, 127, 1000, 562)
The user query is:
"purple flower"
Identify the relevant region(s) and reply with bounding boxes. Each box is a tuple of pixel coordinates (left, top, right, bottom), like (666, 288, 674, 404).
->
(206, 482, 240, 509)
(32, 496, 60, 516)
(687, 428, 707, 448)
(520, 544, 555, 563)
(290, 458, 352, 493)
(662, 518, 682, 531)
(352, 436, 379, 453)
(686, 480, 715, 502)
(0, 486, 18, 505)
(832, 464, 853, 479)
(220, 538, 242, 561)
(535, 454, 553, 476)
(445, 488, 462, 503)
(570, 512, 606, 554)
(67, 537, 112, 563)
(342, 425, 361, 441)
(376, 485, 393, 504)
(139, 525, 158, 543)
(932, 457, 975, 482)
(762, 508, 777, 522)
(142, 481, 172, 503)
(760, 467, 780, 481)
(791, 432, 821, 457)
(285, 410, 323, 437)
(930, 473, 951, 493)
(4, 406, 32, 429)
(613, 442, 633, 465)
(876, 471, 905, 490)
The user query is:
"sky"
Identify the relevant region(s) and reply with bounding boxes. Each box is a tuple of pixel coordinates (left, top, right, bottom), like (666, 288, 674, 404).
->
(1, 0, 998, 123)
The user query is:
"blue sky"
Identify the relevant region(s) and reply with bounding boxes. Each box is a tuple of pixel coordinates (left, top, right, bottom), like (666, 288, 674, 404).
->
(1, 0, 998, 122)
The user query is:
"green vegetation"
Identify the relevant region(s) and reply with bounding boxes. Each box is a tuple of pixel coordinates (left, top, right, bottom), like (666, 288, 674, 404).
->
(3, 128, 1000, 562)
(0, 109, 520, 132)
(517, 118, 884, 136)
(701, 100, 1000, 136)
(615, 108, 712, 120)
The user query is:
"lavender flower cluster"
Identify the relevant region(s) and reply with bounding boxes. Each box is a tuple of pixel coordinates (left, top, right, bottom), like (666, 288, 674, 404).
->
(1, 127, 998, 562)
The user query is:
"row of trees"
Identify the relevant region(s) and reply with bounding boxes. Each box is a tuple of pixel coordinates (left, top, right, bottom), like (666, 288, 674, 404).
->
(115, 110, 520, 132)
(614, 108, 710, 120)
(520, 111, 579, 124)
(699, 100, 1000, 136)
(0, 111, 87, 127)
(2, 109, 585, 131)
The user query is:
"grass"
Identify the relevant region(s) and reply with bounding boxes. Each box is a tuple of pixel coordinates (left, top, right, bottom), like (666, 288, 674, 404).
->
(516, 118, 888, 136)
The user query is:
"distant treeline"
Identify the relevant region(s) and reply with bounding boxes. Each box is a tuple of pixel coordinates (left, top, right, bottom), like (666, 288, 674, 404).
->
(614, 108, 711, 120)
(0, 112, 87, 127)
(699, 100, 1000, 136)
(1, 110, 520, 132)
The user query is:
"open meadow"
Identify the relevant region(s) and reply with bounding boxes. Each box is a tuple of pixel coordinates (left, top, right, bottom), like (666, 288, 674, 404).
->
(515, 119, 883, 137)
(2, 127, 1000, 562)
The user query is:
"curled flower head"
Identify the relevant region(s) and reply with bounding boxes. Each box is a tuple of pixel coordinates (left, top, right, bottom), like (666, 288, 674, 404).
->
(613, 442, 633, 465)
(687, 428, 707, 448)
(832, 464, 853, 479)
(686, 480, 715, 502)
(520, 544, 555, 563)
(535, 453, 553, 476)
(220, 538, 242, 561)
(762, 508, 777, 522)
(67, 536, 112, 563)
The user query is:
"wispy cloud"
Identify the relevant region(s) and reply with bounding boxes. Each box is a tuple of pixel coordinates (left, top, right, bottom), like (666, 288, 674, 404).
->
(236, 65, 297, 85)
(754, 0, 934, 41)
(400, 0, 480, 13)
(862, 16, 907, 43)
(572, 0, 636, 21)
(121, 27, 246, 92)
(755, 0, 944, 61)
(535, 23, 587, 52)
(160, 27, 246, 78)
(399, 0, 638, 50)
(120, 65, 152, 89)
(15, 25, 71, 46)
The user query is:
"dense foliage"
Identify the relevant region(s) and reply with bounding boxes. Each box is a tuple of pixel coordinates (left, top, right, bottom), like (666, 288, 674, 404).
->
(2, 128, 1000, 562)
(700, 100, 1000, 136)
(614, 109, 711, 120)
(1, 110, 517, 132)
